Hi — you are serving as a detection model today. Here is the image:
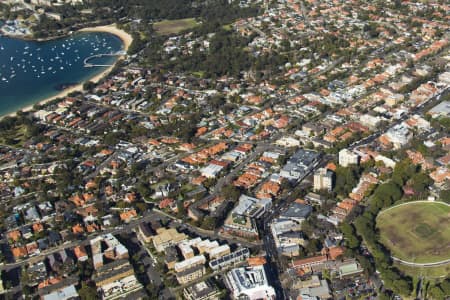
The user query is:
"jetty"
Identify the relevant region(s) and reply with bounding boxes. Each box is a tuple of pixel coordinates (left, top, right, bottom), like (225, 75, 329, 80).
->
(83, 50, 126, 67)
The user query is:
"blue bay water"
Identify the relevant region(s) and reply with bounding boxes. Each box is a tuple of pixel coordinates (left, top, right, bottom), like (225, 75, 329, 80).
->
(0, 32, 123, 116)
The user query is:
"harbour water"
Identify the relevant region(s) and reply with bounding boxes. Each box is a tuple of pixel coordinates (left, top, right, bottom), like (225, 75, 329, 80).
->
(0, 31, 124, 116)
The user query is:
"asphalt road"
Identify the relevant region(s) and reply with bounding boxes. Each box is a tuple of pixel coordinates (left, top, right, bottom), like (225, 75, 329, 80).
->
(210, 142, 276, 195)
(153, 208, 262, 248)
(0, 210, 165, 272)
(350, 86, 450, 150)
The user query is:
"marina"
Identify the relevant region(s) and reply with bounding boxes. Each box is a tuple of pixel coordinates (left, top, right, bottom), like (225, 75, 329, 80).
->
(0, 31, 124, 116)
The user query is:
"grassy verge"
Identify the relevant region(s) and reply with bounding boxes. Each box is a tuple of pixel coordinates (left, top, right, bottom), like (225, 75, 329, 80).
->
(395, 262, 450, 281)
(153, 18, 199, 35)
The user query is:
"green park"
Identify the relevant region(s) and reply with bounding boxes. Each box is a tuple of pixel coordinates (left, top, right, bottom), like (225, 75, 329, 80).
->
(377, 201, 450, 264)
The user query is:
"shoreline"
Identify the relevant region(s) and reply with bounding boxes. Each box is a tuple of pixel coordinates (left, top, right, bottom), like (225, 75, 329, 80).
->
(1, 24, 132, 119)
(78, 24, 133, 50)
(1, 31, 67, 42)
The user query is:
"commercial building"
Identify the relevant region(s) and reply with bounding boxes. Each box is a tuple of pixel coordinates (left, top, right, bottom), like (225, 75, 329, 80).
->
(152, 228, 188, 252)
(100, 274, 143, 300)
(174, 255, 206, 273)
(183, 280, 221, 300)
(196, 239, 220, 254)
(232, 194, 272, 219)
(137, 223, 153, 244)
(209, 248, 250, 270)
(289, 273, 333, 299)
(270, 219, 302, 242)
(383, 124, 413, 149)
(225, 265, 276, 300)
(338, 149, 359, 167)
(175, 255, 206, 284)
(178, 242, 195, 260)
(208, 244, 231, 260)
(200, 163, 225, 178)
(42, 285, 78, 300)
(222, 195, 271, 238)
(176, 264, 206, 285)
(164, 246, 178, 270)
(304, 192, 326, 206)
(313, 168, 334, 192)
(438, 72, 450, 85)
(291, 255, 328, 270)
(297, 279, 332, 300)
(275, 136, 301, 147)
(280, 149, 320, 181)
(94, 259, 134, 286)
(279, 201, 312, 223)
(276, 231, 307, 257)
(90, 234, 129, 270)
(428, 100, 450, 118)
(270, 202, 311, 257)
(94, 259, 143, 299)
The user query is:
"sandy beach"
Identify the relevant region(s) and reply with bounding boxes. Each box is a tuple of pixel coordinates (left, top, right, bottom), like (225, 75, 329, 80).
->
(3, 24, 132, 118)
(78, 24, 133, 50)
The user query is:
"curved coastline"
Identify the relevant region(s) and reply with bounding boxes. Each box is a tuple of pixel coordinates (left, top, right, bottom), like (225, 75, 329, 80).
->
(2, 24, 132, 119)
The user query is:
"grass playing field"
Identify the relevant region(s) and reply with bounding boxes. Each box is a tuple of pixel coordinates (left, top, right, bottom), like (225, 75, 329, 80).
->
(376, 201, 450, 264)
(153, 18, 198, 35)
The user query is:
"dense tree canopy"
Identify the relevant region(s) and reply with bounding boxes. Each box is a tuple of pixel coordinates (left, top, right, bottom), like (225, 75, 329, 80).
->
(334, 165, 361, 197)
